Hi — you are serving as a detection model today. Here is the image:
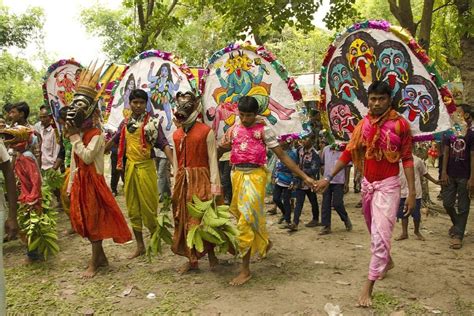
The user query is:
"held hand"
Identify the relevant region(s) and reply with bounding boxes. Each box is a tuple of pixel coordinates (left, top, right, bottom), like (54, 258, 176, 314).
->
(4, 217, 19, 241)
(303, 177, 315, 191)
(404, 193, 416, 217)
(313, 178, 330, 193)
(440, 172, 449, 186)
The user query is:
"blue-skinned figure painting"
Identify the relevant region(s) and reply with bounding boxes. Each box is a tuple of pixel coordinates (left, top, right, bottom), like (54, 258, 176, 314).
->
(399, 75, 439, 132)
(376, 40, 412, 98)
(148, 62, 183, 131)
(211, 51, 295, 131)
(328, 56, 360, 103)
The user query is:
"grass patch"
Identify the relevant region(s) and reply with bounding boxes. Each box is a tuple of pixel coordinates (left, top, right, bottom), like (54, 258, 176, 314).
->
(454, 297, 474, 315)
(372, 291, 400, 314)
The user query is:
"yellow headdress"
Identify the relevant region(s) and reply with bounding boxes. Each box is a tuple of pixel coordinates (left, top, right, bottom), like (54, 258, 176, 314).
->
(75, 60, 111, 101)
(68, 61, 118, 127)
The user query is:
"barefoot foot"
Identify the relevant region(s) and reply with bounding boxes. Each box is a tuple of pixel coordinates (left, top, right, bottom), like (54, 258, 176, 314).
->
(357, 280, 374, 307)
(395, 234, 408, 241)
(229, 270, 252, 286)
(177, 262, 199, 274)
(128, 248, 145, 259)
(82, 264, 98, 278)
(414, 232, 425, 241)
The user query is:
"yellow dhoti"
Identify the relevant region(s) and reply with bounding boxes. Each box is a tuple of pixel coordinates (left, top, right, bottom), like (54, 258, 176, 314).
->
(230, 167, 269, 257)
(124, 159, 158, 232)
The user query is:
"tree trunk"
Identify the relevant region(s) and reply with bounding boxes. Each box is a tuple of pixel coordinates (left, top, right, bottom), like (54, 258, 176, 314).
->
(387, 0, 417, 36)
(455, 0, 474, 104)
(418, 0, 435, 52)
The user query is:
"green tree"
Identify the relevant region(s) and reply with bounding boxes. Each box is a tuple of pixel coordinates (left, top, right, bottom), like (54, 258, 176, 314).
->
(0, 52, 44, 112)
(266, 26, 333, 74)
(81, 0, 322, 63)
(0, 5, 44, 49)
(0, 5, 45, 117)
(80, 6, 132, 63)
(203, 0, 320, 45)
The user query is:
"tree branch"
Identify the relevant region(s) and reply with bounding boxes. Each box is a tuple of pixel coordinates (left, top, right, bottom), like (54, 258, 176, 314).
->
(150, 0, 179, 43)
(146, 0, 155, 24)
(387, 0, 417, 35)
(136, 0, 146, 31)
(433, 0, 454, 13)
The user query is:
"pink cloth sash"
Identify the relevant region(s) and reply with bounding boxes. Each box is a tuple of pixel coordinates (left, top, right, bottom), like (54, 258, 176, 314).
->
(361, 176, 400, 281)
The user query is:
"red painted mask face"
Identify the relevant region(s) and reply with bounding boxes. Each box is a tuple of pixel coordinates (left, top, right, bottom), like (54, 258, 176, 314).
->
(330, 103, 356, 138)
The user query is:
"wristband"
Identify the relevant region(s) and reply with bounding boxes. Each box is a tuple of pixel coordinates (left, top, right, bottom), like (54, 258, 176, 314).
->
(324, 175, 334, 182)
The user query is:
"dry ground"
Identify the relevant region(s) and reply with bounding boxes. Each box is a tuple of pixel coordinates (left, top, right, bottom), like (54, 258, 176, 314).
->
(4, 166, 474, 315)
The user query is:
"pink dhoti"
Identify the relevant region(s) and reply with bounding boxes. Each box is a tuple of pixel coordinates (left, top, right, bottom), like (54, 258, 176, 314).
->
(361, 176, 400, 281)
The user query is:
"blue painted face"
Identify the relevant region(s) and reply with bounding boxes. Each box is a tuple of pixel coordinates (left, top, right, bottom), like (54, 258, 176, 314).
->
(376, 47, 409, 96)
(401, 84, 435, 124)
(330, 63, 357, 102)
(160, 66, 169, 78)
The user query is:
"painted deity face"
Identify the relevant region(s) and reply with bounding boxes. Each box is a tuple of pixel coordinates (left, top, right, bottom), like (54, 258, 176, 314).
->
(347, 38, 375, 82)
(376, 47, 409, 96)
(329, 103, 357, 139)
(160, 65, 169, 78)
(330, 63, 357, 102)
(401, 84, 435, 124)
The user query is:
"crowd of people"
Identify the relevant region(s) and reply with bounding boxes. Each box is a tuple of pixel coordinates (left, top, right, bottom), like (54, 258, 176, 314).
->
(0, 76, 472, 310)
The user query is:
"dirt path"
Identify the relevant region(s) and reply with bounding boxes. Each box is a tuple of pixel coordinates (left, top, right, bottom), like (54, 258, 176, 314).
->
(4, 166, 474, 315)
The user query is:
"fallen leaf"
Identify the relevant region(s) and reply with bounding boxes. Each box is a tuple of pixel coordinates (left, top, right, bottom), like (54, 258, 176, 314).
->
(336, 280, 351, 286)
(119, 285, 134, 297)
(61, 289, 76, 296)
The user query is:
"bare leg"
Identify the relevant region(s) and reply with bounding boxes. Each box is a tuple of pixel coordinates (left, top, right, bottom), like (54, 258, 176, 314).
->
(177, 260, 199, 274)
(378, 257, 395, 280)
(357, 280, 375, 307)
(413, 220, 425, 241)
(230, 251, 252, 285)
(395, 218, 409, 241)
(208, 247, 219, 270)
(83, 240, 108, 278)
(128, 230, 146, 259)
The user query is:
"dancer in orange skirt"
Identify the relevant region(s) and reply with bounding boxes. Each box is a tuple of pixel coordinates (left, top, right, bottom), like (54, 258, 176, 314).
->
(66, 62, 132, 278)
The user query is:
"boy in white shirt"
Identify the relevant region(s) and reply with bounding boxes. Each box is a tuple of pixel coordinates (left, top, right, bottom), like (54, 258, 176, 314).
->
(396, 155, 439, 241)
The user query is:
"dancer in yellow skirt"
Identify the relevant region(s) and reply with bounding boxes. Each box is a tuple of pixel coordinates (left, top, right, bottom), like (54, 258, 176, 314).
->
(108, 89, 173, 258)
(219, 96, 317, 285)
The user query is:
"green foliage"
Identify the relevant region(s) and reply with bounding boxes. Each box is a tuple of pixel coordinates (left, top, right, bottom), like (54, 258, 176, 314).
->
(186, 195, 238, 254)
(42, 169, 65, 191)
(266, 26, 333, 74)
(80, 5, 133, 63)
(80, 1, 322, 64)
(16, 169, 63, 259)
(202, 0, 320, 44)
(0, 5, 44, 49)
(0, 52, 45, 112)
(146, 195, 174, 259)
